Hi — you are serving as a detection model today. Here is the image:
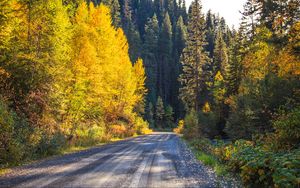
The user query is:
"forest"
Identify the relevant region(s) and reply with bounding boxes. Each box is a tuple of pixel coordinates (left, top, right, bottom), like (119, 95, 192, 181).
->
(0, 0, 299, 187)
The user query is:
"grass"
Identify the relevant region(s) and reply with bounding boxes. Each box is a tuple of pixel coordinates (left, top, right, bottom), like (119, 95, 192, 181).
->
(194, 150, 229, 176)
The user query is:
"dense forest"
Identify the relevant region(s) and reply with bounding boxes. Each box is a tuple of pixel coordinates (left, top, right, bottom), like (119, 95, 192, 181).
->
(0, 0, 299, 186)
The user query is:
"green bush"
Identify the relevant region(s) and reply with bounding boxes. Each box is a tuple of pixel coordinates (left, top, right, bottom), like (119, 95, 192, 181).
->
(212, 140, 300, 187)
(0, 99, 31, 166)
(271, 107, 300, 150)
(183, 109, 199, 139)
(198, 111, 218, 138)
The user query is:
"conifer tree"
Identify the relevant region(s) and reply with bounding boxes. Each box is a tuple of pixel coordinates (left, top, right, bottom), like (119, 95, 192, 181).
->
(142, 14, 159, 105)
(240, 0, 262, 40)
(158, 12, 173, 103)
(164, 105, 174, 127)
(226, 30, 242, 96)
(102, 0, 121, 27)
(179, 0, 210, 112)
(213, 30, 229, 77)
(155, 96, 165, 127)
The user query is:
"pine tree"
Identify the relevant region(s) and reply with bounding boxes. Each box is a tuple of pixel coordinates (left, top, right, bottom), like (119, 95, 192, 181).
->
(155, 96, 165, 127)
(146, 102, 155, 127)
(102, 0, 121, 27)
(226, 30, 242, 96)
(179, 0, 210, 112)
(172, 16, 187, 117)
(164, 105, 174, 127)
(213, 30, 229, 77)
(158, 12, 173, 103)
(240, 0, 262, 40)
(205, 10, 216, 58)
(142, 14, 159, 105)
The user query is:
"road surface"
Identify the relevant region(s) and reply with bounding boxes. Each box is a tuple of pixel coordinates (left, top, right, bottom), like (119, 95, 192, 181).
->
(0, 133, 217, 188)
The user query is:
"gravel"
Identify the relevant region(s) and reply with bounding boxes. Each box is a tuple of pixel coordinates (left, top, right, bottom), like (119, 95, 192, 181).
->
(0, 132, 234, 188)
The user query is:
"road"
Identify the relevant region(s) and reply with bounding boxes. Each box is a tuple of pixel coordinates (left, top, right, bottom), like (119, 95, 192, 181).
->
(0, 133, 217, 188)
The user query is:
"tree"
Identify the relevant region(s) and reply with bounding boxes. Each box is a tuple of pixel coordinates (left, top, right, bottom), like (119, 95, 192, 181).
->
(142, 14, 159, 105)
(179, 0, 210, 112)
(164, 105, 174, 127)
(145, 102, 155, 128)
(240, 0, 262, 40)
(213, 30, 228, 77)
(158, 12, 173, 103)
(102, 0, 121, 27)
(155, 96, 165, 127)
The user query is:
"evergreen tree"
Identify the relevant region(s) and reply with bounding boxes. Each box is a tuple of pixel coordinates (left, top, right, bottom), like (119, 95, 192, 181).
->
(155, 96, 165, 127)
(142, 14, 159, 105)
(179, 0, 210, 112)
(226, 30, 242, 96)
(205, 10, 215, 58)
(240, 0, 262, 40)
(146, 102, 155, 127)
(173, 16, 187, 117)
(102, 0, 121, 27)
(158, 12, 173, 103)
(213, 30, 229, 77)
(164, 105, 174, 127)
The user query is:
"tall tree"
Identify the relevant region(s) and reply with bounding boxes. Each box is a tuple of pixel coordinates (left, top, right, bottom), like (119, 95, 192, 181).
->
(179, 0, 210, 112)
(240, 0, 261, 40)
(142, 14, 159, 105)
(158, 12, 173, 103)
(155, 96, 165, 128)
(173, 16, 187, 117)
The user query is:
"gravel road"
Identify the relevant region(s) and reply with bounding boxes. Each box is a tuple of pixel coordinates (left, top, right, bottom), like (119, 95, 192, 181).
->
(0, 132, 217, 188)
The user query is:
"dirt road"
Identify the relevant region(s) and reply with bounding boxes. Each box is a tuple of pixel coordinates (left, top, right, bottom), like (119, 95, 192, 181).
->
(0, 133, 217, 188)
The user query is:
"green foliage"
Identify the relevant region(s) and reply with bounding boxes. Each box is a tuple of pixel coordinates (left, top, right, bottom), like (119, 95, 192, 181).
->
(190, 138, 300, 188)
(198, 111, 218, 138)
(262, 107, 300, 151)
(155, 96, 164, 127)
(179, 0, 211, 112)
(0, 99, 30, 166)
(183, 109, 199, 139)
(164, 105, 174, 127)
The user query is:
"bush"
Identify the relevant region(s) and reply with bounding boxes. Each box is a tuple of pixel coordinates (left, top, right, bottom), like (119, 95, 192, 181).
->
(110, 123, 127, 138)
(173, 120, 184, 134)
(133, 116, 152, 135)
(271, 107, 300, 150)
(211, 140, 300, 187)
(183, 109, 199, 139)
(198, 111, 218, 138)
(0, 99, 32, 166)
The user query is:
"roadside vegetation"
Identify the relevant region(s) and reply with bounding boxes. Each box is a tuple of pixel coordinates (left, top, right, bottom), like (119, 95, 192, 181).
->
(174, 0, 299, 187)
(0, 1, 151, 170)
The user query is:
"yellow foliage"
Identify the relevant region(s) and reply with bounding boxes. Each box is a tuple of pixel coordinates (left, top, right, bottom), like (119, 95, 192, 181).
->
(202, 102, 211, 113)
(173, 120, 184, 134)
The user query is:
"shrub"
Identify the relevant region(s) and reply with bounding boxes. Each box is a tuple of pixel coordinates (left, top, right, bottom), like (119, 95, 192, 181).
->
(133, 116, 152, 135)
(0, 100, 32, 166)
(110, 123, 127, 138)
(211, 140, 300, 187)
(173, 120, 184, 134)
(271, 107, 300, 150)
(198, 111, 218, 138)
(183, 109, 199, 139)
